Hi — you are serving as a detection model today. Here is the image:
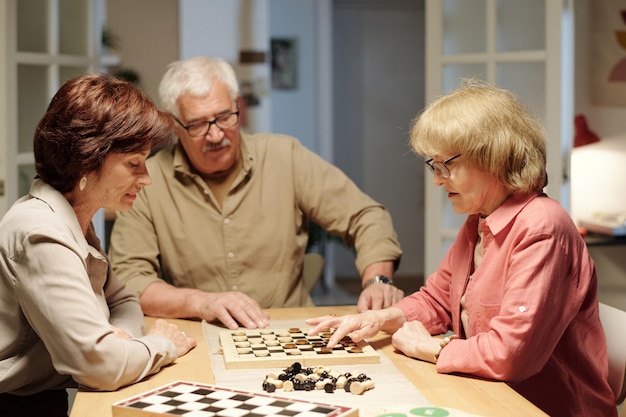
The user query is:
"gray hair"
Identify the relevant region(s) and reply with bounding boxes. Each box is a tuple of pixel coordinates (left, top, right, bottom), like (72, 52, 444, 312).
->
(158, 56, 239, 116)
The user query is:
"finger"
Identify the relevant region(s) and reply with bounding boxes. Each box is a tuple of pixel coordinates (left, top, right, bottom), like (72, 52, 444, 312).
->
(384, 288, 395, 308)
(176, 336, 197, 357)
(304, 316, 328, 328)
(244, 306, 270, 328)
(325, 330, 345, 347)
(230, 296, 270, 328)
(305, 315, 336, 335)
(229, 305, 268, 329)
(356, 294, 371, 313)
(347, 325, 375, 343)
(326, 322, 355, 347)
(215, 310, 240, 330)
(365, 287, 385, 311)
(186, 336, 197, 348)
(373, 291, 386, 310)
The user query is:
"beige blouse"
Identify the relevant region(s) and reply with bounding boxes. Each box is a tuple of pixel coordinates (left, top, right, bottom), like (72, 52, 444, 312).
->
(0, 179, 177, 395)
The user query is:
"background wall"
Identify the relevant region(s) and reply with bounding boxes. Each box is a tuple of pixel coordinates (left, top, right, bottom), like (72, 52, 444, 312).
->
(268, 0, 320, 153)
(330, 0, 424, 280)
(106, 0, 179, 105)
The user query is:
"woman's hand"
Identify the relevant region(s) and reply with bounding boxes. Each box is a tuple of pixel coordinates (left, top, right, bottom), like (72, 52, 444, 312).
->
(111, 326, 132, 340)
(306, 308, 406, 347)
(147, 319, 197, 357)
(391, 320, 441, 363)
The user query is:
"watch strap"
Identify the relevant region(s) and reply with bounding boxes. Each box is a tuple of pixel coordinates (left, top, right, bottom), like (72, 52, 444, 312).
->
(363, 274, 394, 288)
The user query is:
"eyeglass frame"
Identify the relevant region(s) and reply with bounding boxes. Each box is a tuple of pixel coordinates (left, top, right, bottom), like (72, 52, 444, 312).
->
(173, 106, 240, 138)
(424, 154, 461, 179)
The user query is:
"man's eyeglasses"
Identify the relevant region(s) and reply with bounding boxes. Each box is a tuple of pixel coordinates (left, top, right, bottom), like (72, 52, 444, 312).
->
(424, 154, 461, 179)
(174, 108, 240, 138)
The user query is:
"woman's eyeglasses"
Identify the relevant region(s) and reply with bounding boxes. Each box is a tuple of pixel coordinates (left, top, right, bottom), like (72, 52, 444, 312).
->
(424, 154, 461, 179)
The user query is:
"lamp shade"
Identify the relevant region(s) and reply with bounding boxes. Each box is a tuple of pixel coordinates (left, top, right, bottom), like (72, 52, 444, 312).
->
(574, 114, 600, 147)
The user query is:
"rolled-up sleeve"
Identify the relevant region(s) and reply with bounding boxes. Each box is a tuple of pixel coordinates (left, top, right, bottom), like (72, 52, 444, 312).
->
(290, 139, 403, 274)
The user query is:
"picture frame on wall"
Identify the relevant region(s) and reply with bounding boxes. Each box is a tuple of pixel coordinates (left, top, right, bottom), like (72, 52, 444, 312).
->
(271, 38, 297, 89)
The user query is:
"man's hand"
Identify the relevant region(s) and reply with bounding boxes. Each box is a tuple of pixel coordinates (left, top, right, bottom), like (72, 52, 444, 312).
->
(357, 283, 404, 312)
(191, 291, 270, 330)
(139, 282, 270, 330)
(358, 261, 404, 312)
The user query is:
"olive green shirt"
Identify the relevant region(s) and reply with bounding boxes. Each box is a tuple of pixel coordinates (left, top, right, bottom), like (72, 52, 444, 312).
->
(109, 133, 402, 308)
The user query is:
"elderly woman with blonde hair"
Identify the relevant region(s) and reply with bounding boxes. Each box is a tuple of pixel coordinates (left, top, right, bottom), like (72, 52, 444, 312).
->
(307, 80, 615, 417)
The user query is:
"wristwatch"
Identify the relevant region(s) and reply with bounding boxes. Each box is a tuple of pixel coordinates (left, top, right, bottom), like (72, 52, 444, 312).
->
(363, 275, 394, 288)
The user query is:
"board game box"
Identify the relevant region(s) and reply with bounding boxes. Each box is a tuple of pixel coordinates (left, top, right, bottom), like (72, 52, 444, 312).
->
(112, 381, 359, 417)
(218, 327, 380, 370)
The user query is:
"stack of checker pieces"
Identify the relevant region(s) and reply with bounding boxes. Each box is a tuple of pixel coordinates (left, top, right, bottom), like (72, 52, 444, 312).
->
(219, 327, 380, 370)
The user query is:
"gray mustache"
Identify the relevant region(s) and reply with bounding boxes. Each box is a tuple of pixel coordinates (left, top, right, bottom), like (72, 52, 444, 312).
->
(202, 138, 232, 152)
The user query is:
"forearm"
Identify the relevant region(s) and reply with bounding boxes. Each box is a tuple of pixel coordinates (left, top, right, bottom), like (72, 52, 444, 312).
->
(106, 275, 146, 336)
(139, 281, 209, 320)
(108, 299, 145, 337)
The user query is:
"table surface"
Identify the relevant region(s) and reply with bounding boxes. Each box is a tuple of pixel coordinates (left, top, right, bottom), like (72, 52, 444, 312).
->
(69, 306, 547, 417)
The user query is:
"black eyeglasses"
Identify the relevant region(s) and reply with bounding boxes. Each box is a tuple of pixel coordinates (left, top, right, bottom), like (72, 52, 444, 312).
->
(424, 154, 461, 179)
(174, 107, 240, 137)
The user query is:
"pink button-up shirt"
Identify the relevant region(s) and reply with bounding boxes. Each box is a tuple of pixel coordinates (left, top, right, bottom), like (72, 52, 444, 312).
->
(396, 192, 616, 417)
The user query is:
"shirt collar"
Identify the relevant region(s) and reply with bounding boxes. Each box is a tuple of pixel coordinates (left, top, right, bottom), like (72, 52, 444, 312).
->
(472, 192, 545, 236)
(29, 178, 81, 230)
(172, 132, 253, 177)
(27, 178, 103, 255)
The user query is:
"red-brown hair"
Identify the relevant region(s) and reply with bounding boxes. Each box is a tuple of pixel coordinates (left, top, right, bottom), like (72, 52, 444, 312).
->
(34, 73, 173, 193)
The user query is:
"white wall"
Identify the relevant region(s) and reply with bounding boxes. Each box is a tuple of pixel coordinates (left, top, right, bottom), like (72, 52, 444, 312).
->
(179, 0, 271, 134)
(106, 0, 179, 106)
(331, 0, 425, 280)
(268, 0, 320, 153)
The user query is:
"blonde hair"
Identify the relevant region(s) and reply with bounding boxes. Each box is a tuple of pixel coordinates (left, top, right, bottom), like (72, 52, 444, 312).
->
(410, 80, 548, 193)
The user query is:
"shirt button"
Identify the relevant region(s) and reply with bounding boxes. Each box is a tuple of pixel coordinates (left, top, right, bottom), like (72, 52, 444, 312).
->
(232, 285, 239, 291)
(224, 218, 230, 224)
(519, 306, 527, 313)
(228, 252, 234, 258)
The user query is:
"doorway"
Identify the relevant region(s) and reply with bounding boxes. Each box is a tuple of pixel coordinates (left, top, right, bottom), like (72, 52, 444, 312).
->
(330, 0, 426, 292)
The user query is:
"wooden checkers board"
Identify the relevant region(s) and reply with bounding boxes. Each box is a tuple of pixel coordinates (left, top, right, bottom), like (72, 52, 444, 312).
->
(112, 380, 359, 417)
(219, 327, 380, 369)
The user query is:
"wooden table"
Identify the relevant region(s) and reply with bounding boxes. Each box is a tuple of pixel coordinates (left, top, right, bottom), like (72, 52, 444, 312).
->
(69, 306, 547, 417)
